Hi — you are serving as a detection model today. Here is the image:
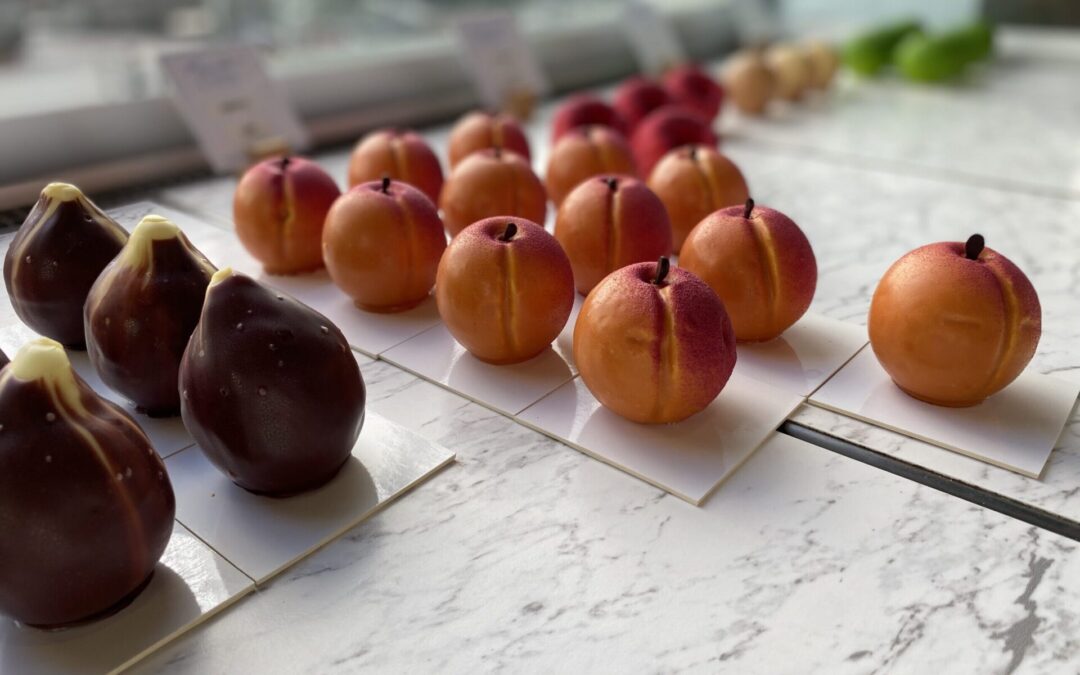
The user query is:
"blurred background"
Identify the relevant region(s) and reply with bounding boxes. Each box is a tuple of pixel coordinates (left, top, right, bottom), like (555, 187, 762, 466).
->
(0, 0, 1073, 205)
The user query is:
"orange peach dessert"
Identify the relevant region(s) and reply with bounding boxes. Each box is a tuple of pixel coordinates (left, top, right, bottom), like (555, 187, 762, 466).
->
(554, 175, 671, 295)
(448, 110, 531, 169)
(323, 177, 447, 312)
(347, 128, 444, 203)
(574, 257, 736, 424)
(439, 148, 547, 237)
(233, 156, 341, 275)
(680, 199, 816, 342)
(647, 144, 749, 252)
(868, 234, 1041, 407)
(435, 217, 573, 364)
(544, 125, 637, 206)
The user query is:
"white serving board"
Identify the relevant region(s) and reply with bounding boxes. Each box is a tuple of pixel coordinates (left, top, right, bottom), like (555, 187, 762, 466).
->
(167, 412, 455, 583)
(381, 323, 577, 417)
(733, 313, 868, 398)
(809, 346, 1080, 478)
(517, 373, 804, 505)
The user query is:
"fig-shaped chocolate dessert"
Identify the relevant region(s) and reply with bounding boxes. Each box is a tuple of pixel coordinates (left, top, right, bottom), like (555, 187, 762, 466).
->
(179, 269, 366, 495)
(85, 215, 217, 417)
(3, 183, 128, 348)
(0, 338, 175, 628)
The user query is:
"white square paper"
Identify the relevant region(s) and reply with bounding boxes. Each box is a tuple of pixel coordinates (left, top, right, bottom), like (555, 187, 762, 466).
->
(517, 373, 804, 504)
(733, 314, 867, 398)
(167, 412, 455, 582)
(381, 323, 577, 417)
(809, 346, 1080, 477)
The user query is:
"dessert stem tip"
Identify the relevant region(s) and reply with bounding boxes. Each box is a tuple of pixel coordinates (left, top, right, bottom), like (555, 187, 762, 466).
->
(654, 256, 670, 285)
(499, 222, 518, 242)
(743, 198, 755, 219)
(965, 234, 985, 260)
(605, 177, 618, 192)
(381, 175, 391, 193)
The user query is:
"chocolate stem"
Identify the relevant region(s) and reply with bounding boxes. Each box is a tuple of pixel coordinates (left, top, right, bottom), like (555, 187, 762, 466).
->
(605, 177, 618, 192)
(279, 156, 291, 171)
(653, 256, 670, 285)
(689, 146, 698, 160)
(965, 234, 985, 260)
(743, 198, 755, 219)
(381, 175, 391, 194)
(493, 146, 502, 159)
(499, 222, 518, 242)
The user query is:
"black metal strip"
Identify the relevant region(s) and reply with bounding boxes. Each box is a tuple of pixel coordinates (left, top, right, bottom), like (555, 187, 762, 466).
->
(781, 421, 1080, 542)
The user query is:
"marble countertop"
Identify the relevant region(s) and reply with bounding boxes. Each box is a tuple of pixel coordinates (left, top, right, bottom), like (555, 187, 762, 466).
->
(135, 28, 1080, 673)
(133, 358, 1080, 674)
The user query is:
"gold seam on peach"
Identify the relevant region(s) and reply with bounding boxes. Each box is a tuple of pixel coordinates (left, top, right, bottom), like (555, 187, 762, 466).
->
(606, 183, 619, 275)
(656, 285, 678, 421)
(278, 171, 296, 266)
(982, 260, 1021, 395)
(749, 218, 781, 326)
(502, 242, 518, 355)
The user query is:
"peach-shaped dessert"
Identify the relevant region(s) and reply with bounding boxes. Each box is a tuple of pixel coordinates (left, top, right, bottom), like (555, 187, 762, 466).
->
(0, 338, 174, 628)
(612, 76, 674, 132)
(630, 105, 719, 177)
(439, 148, 547, 237)
(766, 45, 812, 102)
(233, 156, 341, 275)
(346, 128, 443, 203)
(868, 234, 1041, 407)
(448, 110, 531, 169)
(803, 40, 840, 89)
(680, 199, 816, 342)
(550, 94, 627, 143)
(663, 64, 725, 121)
(554, 176, 671, 295)
(545, 126, 637, 206)
(323, 177, 446, 312)
(647, 145, 749, 252)
(435, 217, 573, 364)
(4, 182, 128, 348)
(722, 51, 775, 115)
(574, 258, 736, 424)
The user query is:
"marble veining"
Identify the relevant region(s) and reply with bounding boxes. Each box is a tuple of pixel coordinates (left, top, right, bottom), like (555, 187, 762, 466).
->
(129, 359, 1080, 674)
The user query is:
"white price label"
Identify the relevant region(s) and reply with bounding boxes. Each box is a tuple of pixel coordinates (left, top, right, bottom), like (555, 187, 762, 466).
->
(455, 12, 549, 118)
(160, 46, 309, 173)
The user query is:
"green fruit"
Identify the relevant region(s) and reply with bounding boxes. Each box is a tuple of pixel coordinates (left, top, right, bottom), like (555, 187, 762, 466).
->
(951, 21, 995, 62)
(842, 20, 922, 76)
(894, 32, 968, 82)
